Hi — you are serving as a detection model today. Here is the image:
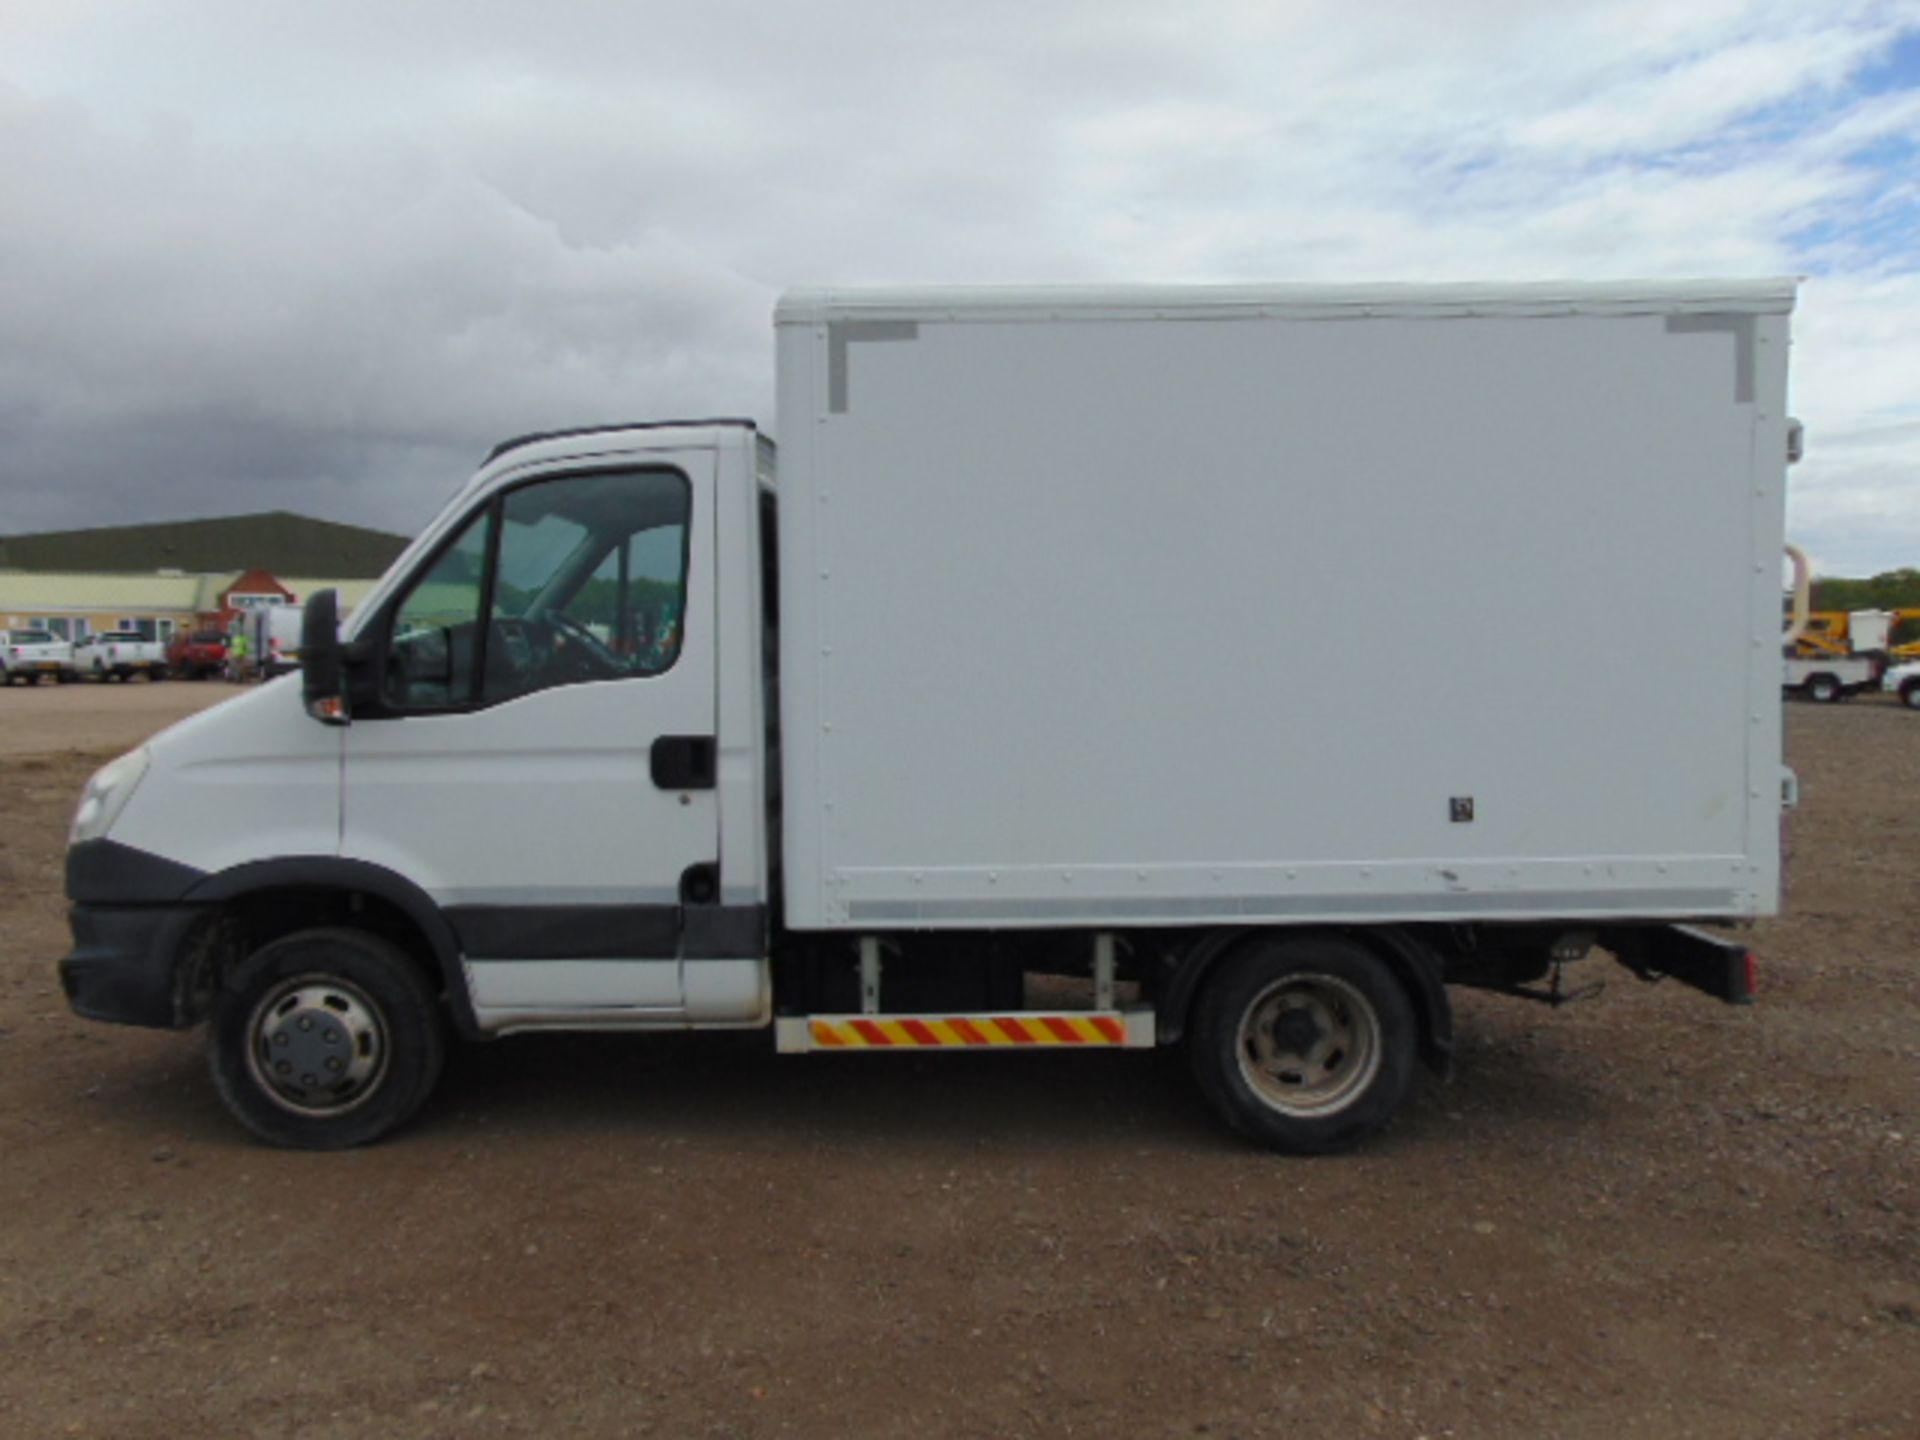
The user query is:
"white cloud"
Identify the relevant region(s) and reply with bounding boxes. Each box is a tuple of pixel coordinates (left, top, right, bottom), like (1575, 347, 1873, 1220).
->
(0, 0, 1913, 569)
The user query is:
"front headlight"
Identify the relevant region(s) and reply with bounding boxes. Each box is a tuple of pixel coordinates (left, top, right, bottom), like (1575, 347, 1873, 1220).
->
(69, 748, 151, 844)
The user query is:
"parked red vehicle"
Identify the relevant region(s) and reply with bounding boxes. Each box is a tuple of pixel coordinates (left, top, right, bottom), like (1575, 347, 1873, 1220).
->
(164, 629, 228, 680)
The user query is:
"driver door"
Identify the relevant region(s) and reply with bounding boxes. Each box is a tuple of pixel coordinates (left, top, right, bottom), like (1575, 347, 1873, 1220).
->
(340, 452, 717, 1024)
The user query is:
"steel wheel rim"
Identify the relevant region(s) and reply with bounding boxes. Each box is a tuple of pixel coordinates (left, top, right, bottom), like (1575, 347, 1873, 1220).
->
(1235, 972, 1382, 1117)
(244, 973, 389, 1117)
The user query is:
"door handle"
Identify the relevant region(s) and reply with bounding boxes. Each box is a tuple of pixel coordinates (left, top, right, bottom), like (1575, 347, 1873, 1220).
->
(651, 734, 717, 790)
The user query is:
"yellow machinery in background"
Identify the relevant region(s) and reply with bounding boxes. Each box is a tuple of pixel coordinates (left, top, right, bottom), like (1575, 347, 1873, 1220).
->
(1788, 606, 1920, 659)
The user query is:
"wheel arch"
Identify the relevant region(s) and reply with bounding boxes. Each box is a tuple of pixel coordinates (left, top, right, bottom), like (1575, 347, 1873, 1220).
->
(180, 858, 482, 1039)
(1158, 924, 1453, 1077)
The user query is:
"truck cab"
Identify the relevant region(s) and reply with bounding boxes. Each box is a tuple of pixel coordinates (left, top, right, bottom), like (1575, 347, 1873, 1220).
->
(61, 422, 779, 1144)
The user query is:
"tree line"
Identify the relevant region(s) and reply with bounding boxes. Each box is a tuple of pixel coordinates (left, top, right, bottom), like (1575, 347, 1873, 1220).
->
(1811, 568, 1920, 612)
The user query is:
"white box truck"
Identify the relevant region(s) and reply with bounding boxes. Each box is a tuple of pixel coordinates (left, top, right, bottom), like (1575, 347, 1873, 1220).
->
(59, 280, 1799, 1152)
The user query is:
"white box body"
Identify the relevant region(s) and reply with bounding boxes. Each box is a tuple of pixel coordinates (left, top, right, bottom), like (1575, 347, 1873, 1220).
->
(773, 282, 1796, 932)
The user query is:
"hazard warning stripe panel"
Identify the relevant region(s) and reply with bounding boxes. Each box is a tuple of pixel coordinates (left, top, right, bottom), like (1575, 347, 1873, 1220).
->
(774, 1010, 1156, 1053)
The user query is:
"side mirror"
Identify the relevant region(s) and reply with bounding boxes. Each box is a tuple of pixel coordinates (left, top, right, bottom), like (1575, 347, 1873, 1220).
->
(301, 589, 349, 724)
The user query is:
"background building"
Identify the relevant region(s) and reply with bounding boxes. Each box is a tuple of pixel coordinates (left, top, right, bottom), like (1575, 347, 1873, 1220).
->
(0, 512, 404, 643)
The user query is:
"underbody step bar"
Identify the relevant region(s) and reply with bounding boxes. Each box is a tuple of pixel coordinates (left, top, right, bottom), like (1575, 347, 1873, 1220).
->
(775, 1010, 1157, 1053)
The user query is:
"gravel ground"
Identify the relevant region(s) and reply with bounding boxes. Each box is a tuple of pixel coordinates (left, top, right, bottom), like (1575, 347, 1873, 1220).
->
(1, 684, 1916, 1439)
(0, 673, 232, 755)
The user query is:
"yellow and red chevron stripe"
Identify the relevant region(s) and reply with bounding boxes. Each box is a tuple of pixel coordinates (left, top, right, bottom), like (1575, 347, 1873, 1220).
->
(810, 1013, 1126, 1049)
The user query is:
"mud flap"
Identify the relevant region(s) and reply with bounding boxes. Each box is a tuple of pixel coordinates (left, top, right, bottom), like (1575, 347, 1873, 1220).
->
(1602, 924, 1756, 1006)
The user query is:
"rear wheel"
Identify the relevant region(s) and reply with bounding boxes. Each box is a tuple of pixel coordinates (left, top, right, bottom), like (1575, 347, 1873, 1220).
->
(1903, 680, 1920, 711)
(208, 928, 446, 1149)
(1804, 674, 1842, 703)
(1189, 936, 1418, 1153)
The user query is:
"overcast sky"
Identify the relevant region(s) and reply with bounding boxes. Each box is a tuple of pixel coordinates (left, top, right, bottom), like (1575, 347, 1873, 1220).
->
(1, 0, 1915, 574)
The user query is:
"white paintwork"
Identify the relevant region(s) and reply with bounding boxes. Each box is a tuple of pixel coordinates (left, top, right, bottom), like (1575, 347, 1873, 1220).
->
(339, 438, 725, 1017)
(467, 958, 768, 1033)
(87, 283, 1804, 1037)
(86, 423, 775, 1033)
(1784, 656, 1877, 689)
(776, 280, 1797, 930)
(2, 630, 75, 680)
(713, 428, 776, 906)
(775, 279, 1793, 323)
(247, 605, 307, 676)
(1845, 610, 1893, 653)
(107, 678, 344, 874)
(74, 630, 164, 676)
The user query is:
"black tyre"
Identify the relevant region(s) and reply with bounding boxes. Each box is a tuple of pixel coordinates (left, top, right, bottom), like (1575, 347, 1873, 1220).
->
(1903, 681, 1920, 712)
(1805, 674, 1841, 703)
(1189, 936, 1418, 1154)
(208, 928, 446, 1149)
(25, 672, 41, 686)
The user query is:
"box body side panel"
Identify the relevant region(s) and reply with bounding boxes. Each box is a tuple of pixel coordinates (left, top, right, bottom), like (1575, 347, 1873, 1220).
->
(777, 306, 1789, 929)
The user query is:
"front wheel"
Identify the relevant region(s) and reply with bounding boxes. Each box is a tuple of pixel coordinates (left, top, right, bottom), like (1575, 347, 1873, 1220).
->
(1189, 936, 1418, 1154)
(208, 928, 447, 1149)
(1805, 674, 1842, 703)
(1902, 680, 1920, 712)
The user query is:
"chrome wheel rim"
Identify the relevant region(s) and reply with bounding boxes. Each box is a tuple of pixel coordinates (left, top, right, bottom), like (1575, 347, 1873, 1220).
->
(244, 974, 389, 1116)
(1235, 973, 1382, 1117)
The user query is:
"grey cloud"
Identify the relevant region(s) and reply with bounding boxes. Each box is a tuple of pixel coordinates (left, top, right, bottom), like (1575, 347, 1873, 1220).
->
(0, 80, 775, 534)
(0, 0, 1915, 569)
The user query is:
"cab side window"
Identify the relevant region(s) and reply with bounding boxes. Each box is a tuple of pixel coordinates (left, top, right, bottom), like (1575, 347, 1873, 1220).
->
(481, 470, 690, 703)
(551, 520, 688, 677)
(382, 467, 690, 712)
(384, 509, 493, 709)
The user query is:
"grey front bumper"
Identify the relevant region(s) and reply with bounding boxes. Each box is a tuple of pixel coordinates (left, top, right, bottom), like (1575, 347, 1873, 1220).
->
(59, 904, 205, 1029)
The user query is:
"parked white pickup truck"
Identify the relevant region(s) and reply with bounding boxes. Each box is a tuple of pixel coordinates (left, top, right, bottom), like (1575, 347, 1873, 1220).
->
(1884, 660, 1920, 710)
(1782, 654, 1879, 703)
(1, 629, 76, 684)
(75, 631, 167, 682)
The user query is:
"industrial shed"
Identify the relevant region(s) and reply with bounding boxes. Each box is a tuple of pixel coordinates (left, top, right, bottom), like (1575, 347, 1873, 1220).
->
(0, 511, 401, 643)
